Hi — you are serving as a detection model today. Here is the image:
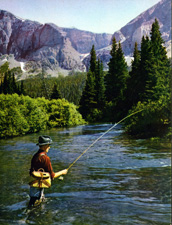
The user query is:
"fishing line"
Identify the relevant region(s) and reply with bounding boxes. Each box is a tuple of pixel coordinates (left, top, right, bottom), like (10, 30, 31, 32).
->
(67, 109, 144, 171)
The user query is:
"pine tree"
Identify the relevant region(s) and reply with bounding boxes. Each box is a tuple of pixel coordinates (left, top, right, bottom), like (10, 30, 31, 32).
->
(50, 84, 62, 100)
(151, 18, 167, 62)
(20, 80, 25, 95)
(140, 36, 156, 101)
(12, 73, 18, 94)
(125, 42, 141, 109)
(115, 41, 129, 102)
(2, 72, 9, 94)
(79, 70, 96, 118)
(90, 45, 97, 73)
(106, 38, 128, 105)
(95, 59, 106, 109)
(79, 45, 97, 119)
(150, 18, 170, 100)
(0, 82, 2, 94)
(105, 37, 117, 102)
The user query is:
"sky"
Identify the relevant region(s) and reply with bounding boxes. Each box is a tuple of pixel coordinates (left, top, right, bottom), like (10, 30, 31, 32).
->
(0, 0, 161, 34)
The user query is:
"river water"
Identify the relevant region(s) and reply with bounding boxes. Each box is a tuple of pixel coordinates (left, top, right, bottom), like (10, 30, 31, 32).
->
(0, 124, 171, 225)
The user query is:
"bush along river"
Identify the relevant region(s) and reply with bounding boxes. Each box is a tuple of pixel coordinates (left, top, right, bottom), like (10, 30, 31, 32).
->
(0, 124, 171, 225)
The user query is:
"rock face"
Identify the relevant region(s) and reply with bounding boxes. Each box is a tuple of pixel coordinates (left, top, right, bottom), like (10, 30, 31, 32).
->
(112, 0, 171, 56)
(0, 10, 112, 72)
(0, 0, 170, 74)
(86, 0, 171, 71)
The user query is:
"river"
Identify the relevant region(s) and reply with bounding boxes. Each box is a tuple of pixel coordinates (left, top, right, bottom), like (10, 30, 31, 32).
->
(0, 124, 171, 225)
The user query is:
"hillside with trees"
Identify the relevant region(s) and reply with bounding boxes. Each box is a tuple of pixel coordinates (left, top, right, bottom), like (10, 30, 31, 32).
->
(0, 19, 170, 139)
(79, 19, 171, 138)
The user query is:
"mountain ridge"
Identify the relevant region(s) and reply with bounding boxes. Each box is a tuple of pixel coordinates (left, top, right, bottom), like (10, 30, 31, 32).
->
(0, 0, 171, 76)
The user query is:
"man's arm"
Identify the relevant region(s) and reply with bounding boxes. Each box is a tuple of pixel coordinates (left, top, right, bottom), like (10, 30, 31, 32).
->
(54, 169, 68, 179)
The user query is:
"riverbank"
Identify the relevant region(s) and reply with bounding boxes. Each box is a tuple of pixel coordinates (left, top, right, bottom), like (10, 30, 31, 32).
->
(0, 94, 85, 138)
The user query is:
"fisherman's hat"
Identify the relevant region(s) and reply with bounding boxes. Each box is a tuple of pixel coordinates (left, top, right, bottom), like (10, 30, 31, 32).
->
(37, 135, 53, 146)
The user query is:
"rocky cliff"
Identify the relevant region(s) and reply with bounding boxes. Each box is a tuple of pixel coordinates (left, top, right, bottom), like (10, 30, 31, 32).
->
(114, 0, 171, 56)
(0, 9, 112, 73)
(0, 0, 170, 75)
(94, 0, 171, 69)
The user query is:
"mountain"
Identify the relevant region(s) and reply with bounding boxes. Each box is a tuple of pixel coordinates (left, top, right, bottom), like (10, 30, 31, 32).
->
(0, 9, 112, 75)
(0, 0, 171, 76)
(113, 0, 171, 56)
(91, 0, 171, 70)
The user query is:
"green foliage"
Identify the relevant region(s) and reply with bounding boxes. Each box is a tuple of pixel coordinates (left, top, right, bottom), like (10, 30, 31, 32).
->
(50, 84, 62, 100)
(124, 19, 171, 138)
(90, 45, 97, 73)
(95, 59, 106, 109)
(0, 65, 23, 95)
(47, 98, 84, 127)
(126, 42, 141, 109)
(22, 72, 86, 105)
(79, 70, 96, 118)
(105, 38, 129, 121)
(0, 94, 85, 138)
(79, 45, 106, 122)
(0, 19, 170, 139)
(0, 62, 9, 76)
(106, 39, 129, 104)
(125, 95, 171, 138)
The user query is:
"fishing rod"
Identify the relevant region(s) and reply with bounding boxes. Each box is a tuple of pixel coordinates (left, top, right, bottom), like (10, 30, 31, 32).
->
(66, 108, 144, 172)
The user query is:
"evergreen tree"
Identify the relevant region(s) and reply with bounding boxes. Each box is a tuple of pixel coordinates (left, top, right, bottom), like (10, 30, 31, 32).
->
(106, 38, 128, 105)
(79, 70, 96, 118)
(8, 71, 14, 94)
(126, 42, 141, 109)
(20, 80, 25, 95)
(150, 18, 170, 100)
(140, 36, 156, 101)
(50, 84, 62, 100)
(150, 18, 167, 62)
(0, 61, 9, 84)
(79, 45, 97, 119)
(105, 37, 117, 102)
(115, 41, 129, 102)
(95, 59, 106, 109)
(124, 19, 171, 138)
(90, 45, 97, 73)
(2, 72, 9, 94)
(12, 73, 18, 94)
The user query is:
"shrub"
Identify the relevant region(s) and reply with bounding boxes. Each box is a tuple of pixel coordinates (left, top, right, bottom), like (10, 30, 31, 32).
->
(125, 95, 171, 138)
(0, 94, 85, 138)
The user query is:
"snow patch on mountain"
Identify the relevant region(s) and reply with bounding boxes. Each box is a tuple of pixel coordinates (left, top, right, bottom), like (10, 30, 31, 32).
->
(20, 62, 26, 72)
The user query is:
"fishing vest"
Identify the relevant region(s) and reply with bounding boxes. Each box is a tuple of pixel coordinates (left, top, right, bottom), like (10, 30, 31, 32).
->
(29, 152, 51, 188)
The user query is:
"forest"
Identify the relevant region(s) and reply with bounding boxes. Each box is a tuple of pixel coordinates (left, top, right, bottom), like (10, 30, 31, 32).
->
(0, 19, 171, 139)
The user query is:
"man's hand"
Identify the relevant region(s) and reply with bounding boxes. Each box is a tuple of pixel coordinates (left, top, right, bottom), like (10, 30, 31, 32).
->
(61, 169, 68, 175)
(54, 169, 68, 178)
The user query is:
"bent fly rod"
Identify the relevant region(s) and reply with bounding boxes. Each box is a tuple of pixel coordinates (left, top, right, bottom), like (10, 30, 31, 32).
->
(66, 109, 143, 172)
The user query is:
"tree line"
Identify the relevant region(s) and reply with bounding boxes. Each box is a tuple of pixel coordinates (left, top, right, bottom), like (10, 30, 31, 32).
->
(0, 62, 25, 95)
(0, 19, 170, 138)
(79, 19, 171, 137)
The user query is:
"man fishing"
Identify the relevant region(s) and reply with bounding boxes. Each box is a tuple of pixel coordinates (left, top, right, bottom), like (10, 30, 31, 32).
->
(29, 135, 68, 207)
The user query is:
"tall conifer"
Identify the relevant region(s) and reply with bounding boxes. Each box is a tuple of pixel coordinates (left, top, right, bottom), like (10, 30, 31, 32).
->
(105, 37, 117, 102)
(150, 19, 170, 100)
(95, 59, 106, 109)
(79, 70, 96, 118)
(126, 42, 141, 109)
(140, 36, 156, 101)
(90, 45, 97, 73)
(50, 84, 62, 100)
(106, 38, 128, 105)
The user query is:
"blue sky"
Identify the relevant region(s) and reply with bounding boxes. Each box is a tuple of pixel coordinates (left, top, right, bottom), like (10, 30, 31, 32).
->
(0, 0, 161, 33)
